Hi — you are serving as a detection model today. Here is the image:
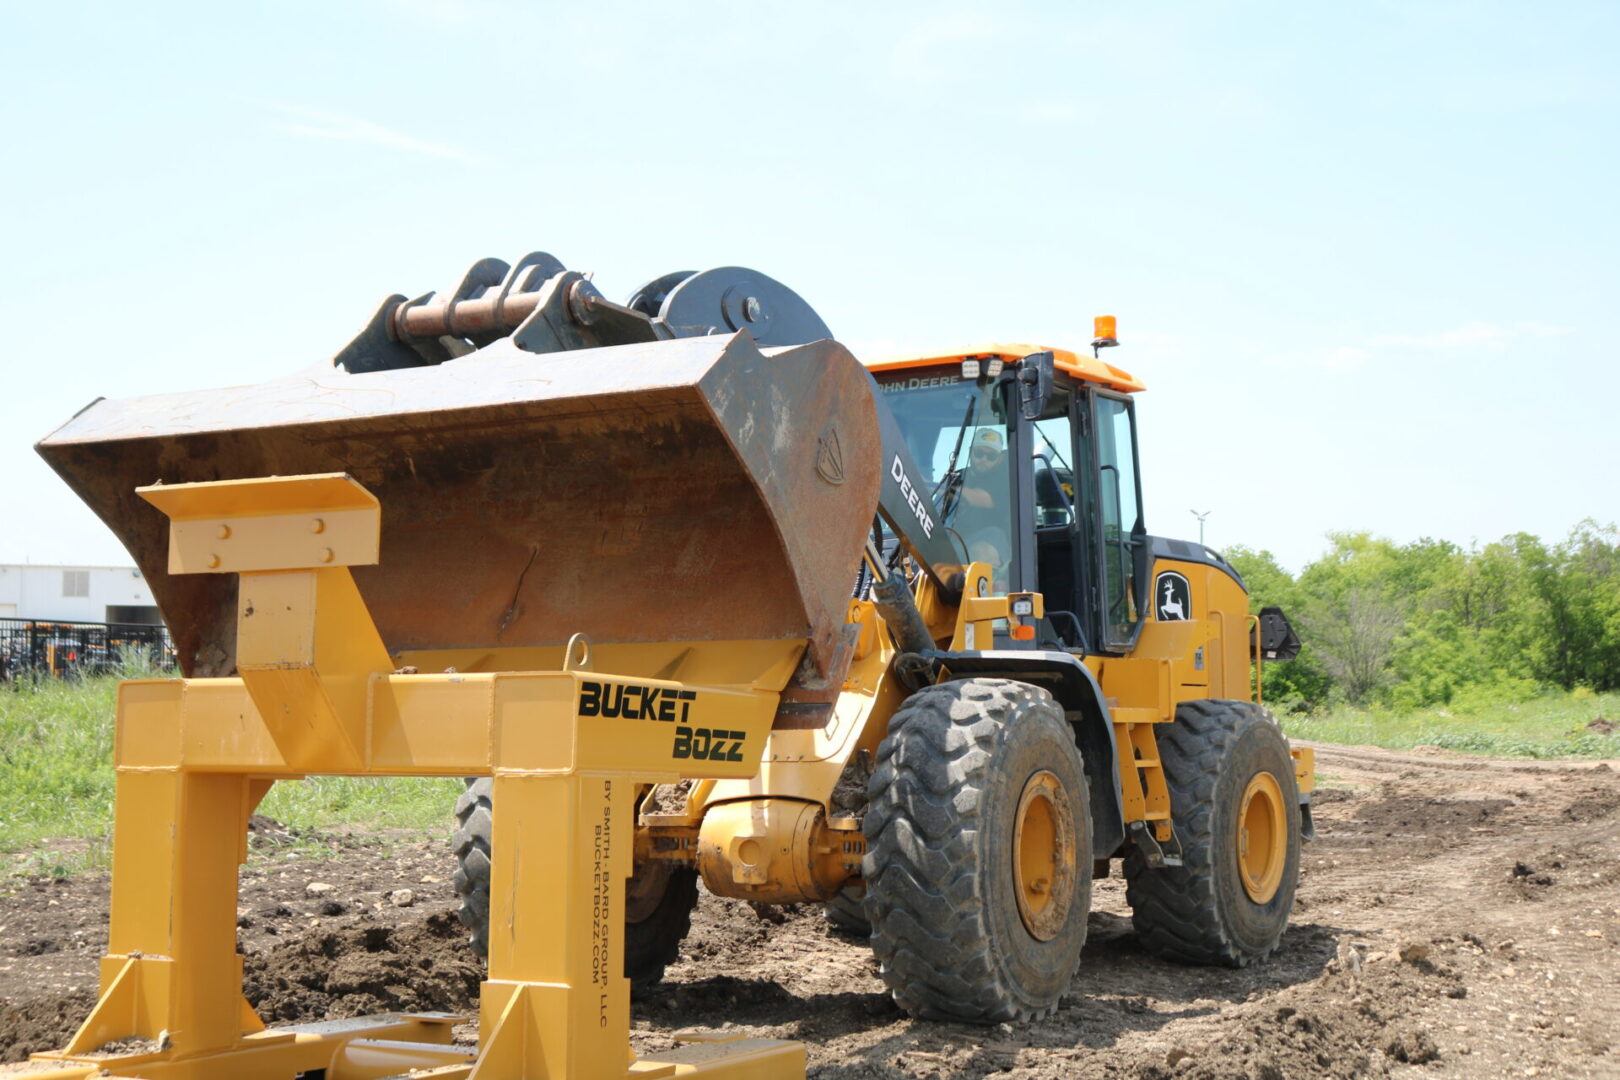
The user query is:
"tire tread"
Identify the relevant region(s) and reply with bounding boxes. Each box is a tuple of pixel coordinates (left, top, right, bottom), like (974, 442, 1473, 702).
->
(1124, 699, 1297, 967)
(864, 679, 1087, 1023)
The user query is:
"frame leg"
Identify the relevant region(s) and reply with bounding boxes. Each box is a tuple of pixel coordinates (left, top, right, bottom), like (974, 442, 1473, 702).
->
(97, 768, 257, 1054)
(478, 772, 632, 1078)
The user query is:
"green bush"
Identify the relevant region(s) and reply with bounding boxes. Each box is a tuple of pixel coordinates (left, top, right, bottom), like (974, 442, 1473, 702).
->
(1230, 522, 1620, 710)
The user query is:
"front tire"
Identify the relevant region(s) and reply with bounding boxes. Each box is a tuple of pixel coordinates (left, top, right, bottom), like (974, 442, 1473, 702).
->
(864, 679, 1092, 1022)
(1125, 699, 1302, 966)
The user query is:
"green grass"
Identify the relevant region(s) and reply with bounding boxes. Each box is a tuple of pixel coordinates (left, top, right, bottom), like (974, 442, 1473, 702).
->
(1279, 688, 1620, 759)
(254, 775, 462, 834)
(0, 666, 460, 877)
(0, 673, 121, 866)
(4, 669, 1614, 877)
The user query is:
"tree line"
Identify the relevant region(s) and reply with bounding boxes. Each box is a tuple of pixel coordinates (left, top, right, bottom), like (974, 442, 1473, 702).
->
(1226, 521, 1620, 711)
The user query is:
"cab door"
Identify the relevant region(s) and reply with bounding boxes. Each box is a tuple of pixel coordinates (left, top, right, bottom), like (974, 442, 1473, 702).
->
(1020, 382, 1089, 650)
(1092, 391, 1148, 651)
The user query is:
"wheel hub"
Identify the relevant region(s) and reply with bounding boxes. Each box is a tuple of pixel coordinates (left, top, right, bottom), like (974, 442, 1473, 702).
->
(1237, 772, 1286, 903)
(1012, 770, 1077, 941)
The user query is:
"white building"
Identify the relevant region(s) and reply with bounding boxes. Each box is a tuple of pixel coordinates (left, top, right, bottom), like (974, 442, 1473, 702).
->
(0, 564, 161, 625)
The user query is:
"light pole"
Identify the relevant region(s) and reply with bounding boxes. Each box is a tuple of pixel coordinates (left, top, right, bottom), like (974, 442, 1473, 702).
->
(1190, 509, 1210, 546)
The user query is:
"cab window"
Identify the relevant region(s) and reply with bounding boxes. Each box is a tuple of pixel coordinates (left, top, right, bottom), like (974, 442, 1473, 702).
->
(1096, 395, 1143, 645)
(875, 372, 1016, 591)
(1030, 395, 1076, 529)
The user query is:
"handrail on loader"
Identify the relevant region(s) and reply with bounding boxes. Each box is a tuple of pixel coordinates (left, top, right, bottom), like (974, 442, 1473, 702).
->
(27, 473, 806, 1080)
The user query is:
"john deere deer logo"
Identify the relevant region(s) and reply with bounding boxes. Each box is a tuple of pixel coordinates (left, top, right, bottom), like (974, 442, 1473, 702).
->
(1155, 571, 1191, 622)
(815, 424, 845, 485)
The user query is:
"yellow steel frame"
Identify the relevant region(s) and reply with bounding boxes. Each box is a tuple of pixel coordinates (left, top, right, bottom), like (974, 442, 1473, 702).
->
(32, 474, 804, 1080)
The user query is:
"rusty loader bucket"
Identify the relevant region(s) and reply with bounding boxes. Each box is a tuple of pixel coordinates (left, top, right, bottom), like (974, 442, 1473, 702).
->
(37, 330, 881, 688)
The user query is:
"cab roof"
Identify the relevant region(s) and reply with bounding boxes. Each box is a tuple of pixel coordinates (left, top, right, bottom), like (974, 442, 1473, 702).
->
(863, 343, 1145, 394)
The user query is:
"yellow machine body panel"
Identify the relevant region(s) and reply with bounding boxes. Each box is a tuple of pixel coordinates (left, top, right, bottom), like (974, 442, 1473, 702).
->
(1086, 554, 1257, 709)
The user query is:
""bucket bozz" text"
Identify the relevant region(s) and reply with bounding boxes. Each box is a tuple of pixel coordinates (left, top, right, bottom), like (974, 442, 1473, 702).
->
(576, 680, 746, 763)
(577, 680, 696, 722)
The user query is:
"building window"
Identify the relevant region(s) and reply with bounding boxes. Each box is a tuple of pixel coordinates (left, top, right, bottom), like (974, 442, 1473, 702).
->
(106, 605, 162, 626)
(63, 570, 90, 598)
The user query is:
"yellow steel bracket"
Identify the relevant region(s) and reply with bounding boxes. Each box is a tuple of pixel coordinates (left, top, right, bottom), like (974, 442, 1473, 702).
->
(1246, 612, 1264, 701)
(142, 473, 389, 772)
(1291, 746, 1316, 794)
(33, 473, 805, 1080)
(944, 560, 999, 650)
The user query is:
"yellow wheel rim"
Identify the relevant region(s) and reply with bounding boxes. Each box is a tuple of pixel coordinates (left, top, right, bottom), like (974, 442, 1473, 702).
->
(1012, 770, 1077, 941)
(1237, 772, 1286, 904)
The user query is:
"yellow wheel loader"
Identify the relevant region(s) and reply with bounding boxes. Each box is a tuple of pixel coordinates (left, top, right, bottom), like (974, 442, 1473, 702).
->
(31, 253, 1310, 1079)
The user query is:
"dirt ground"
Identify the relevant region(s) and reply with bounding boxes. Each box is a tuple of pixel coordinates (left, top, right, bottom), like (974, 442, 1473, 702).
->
(2, 744, 1617, 1079)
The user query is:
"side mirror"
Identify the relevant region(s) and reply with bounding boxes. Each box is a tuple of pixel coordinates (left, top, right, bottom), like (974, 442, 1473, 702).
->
(1017, 351, 1055, 420)
(1253, 606, 1302, 661)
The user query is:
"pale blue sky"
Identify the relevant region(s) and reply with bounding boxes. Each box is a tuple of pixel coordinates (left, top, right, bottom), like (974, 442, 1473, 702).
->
(3, 1, 1615, 572)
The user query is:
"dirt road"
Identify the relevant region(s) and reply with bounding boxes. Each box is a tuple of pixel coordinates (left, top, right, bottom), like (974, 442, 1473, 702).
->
(3, 743, 1617, 1078)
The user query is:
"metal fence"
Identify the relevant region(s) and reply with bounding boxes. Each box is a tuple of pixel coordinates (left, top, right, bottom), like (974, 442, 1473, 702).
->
(0, 618, 176, 680)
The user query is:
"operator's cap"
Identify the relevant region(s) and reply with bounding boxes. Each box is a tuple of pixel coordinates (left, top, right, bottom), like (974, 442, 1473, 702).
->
(971, 428, 1004, 454)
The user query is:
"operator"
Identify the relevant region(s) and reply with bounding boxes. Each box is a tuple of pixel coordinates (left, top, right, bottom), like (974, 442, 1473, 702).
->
(951, 428, 1012, 576)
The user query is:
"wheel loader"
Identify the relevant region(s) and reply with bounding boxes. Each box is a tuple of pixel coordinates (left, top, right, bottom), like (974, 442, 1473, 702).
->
(30, 252, 1310, 1079)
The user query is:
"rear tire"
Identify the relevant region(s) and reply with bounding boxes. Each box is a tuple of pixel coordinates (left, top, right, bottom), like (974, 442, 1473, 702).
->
(1125, 699, 1301, 966)
(453, 778, 698, 992)
(864, 679, 1092, 1022)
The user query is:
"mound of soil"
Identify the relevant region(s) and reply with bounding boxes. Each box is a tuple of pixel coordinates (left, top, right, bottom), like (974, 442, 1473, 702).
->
(244, 911, 481, 1022)
(0, 991, 95, 1065)
(0, 834, 462, 1064)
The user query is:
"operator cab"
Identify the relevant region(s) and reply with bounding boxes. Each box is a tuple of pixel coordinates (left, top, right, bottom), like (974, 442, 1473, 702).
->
(866, 335, 1152, 655)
